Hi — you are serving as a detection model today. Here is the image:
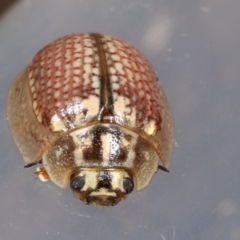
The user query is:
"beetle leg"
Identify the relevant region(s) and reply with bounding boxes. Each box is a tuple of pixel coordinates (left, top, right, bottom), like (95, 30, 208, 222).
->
(24, 159, 42, 168)
(34, 167, 49, 182)
(158, 165, 170, 173)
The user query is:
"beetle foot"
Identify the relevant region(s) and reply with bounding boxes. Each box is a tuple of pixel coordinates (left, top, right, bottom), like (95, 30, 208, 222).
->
(34, 167, 49, 182)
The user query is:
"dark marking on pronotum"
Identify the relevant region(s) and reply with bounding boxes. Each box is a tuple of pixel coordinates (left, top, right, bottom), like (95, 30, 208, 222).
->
(47, 135, 76, 167)
(82, 126, 128, 163)
(82, 126, 104, 162)
(133, 136, 149, 167)
(108, 127, 128, 163)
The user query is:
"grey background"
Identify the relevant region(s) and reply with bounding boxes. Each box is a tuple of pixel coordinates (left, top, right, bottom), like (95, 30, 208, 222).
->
(0, 0, 239, 239)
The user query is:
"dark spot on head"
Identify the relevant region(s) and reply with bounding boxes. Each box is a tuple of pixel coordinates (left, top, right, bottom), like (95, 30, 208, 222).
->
(97, 171, 112, 189)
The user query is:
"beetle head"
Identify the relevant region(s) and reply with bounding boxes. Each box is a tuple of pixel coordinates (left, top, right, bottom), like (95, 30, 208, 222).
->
(70, 169, 134, 207)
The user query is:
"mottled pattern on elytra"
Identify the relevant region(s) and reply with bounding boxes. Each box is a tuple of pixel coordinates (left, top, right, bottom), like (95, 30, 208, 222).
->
(28, 33, 163, 134)
(101, 35, 163, 131)
(29, 34, 100, 129)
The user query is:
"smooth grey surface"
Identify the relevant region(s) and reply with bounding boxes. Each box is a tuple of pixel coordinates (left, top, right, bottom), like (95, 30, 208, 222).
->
(1, 0, 240, 239)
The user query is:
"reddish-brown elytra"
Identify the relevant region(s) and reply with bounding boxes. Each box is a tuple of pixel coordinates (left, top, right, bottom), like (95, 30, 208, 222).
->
(7, 33, 174, 207)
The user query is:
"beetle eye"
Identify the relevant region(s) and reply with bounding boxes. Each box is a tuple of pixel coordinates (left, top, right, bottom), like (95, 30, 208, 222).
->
(123, 178, 134, 194)
(70, 176, 85, 192)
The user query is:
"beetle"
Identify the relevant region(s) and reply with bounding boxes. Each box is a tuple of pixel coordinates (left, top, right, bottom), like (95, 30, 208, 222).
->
(7, 33, 174, 207)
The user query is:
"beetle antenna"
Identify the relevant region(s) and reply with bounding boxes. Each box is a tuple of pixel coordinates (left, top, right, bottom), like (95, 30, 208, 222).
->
(158, 165, 170, 173)
(24, 159, 42, 168)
